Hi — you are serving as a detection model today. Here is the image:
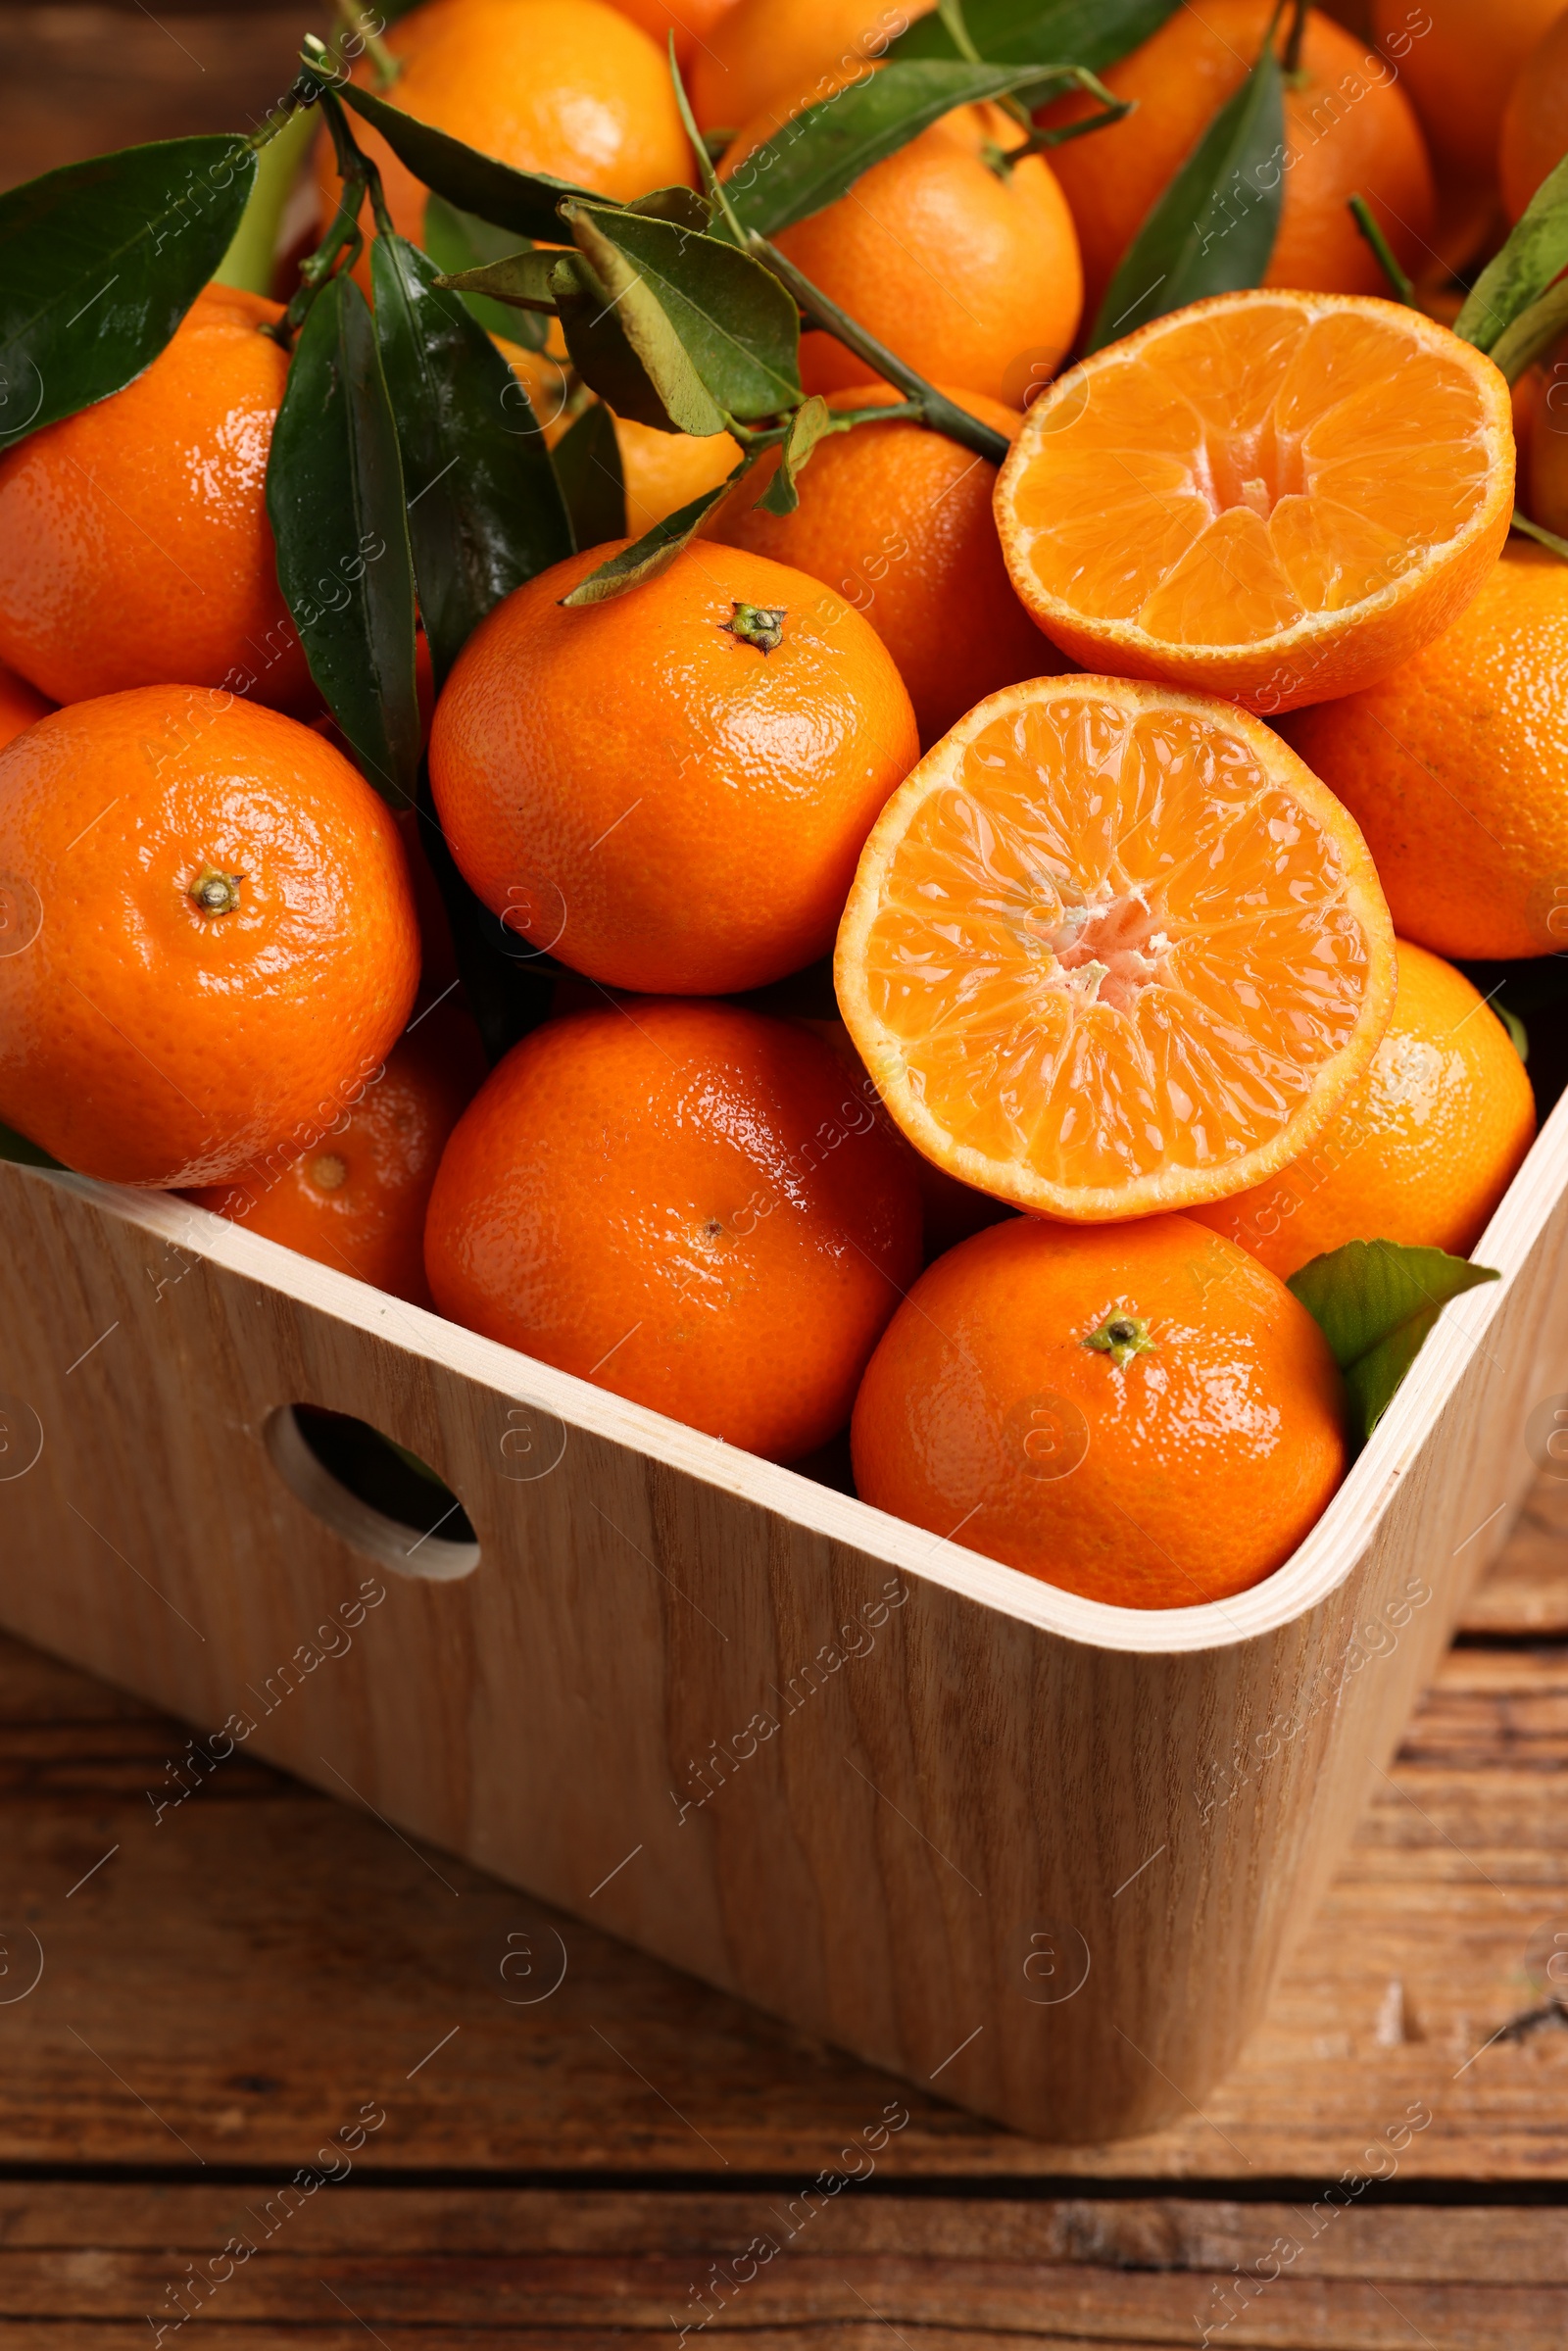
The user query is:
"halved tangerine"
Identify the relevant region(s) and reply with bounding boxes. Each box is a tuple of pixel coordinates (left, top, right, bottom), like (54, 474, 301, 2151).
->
(834, 675, 1396, 1222)
(994, 291, 1513, 714)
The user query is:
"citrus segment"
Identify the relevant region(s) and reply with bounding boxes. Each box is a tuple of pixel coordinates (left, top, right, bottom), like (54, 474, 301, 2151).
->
(835, 675, 1396, 1221)
(995, 292, 1513, 713)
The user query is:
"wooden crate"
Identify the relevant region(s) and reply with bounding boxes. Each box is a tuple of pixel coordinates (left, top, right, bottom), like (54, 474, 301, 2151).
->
(1, 1083, 1565, 2147)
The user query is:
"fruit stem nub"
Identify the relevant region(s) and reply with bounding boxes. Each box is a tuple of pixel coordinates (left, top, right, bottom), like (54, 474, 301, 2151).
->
(189, 865, 243, 918)
(1084, 1312, 1154, 1367)
(724, 602, 787, 654)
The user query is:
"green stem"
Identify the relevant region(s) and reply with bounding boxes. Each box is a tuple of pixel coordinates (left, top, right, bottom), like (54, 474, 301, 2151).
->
(749, 237, 1010, 465)
(1347, 193, 1413, 305)
(1282, 0, 1308, 76)
(213, 101, 318, 296)
(1511, 510, 1568, 563)
(332, 0, 402, 90)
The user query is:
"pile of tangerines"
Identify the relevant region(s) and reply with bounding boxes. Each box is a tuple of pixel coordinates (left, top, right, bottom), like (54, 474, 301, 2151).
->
(1, 0, 1565, 1608)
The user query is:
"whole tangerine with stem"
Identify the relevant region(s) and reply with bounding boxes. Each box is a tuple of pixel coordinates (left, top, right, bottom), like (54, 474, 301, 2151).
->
(1189, 938, 1536, 1279)
(722, 97, 1082, 411)
(0, 286, 315, 713)
(707, 382, 1067, 748)
(0, 689, 420, 1187)
(1043, 2, 1436, 331)
(1283, 543, 1568, 960)
(428, 539, 918, 996)
(851, 1214, 1347, 1608)
(189, 1004, 487, 1306)
(424, 1000, 924, 1461)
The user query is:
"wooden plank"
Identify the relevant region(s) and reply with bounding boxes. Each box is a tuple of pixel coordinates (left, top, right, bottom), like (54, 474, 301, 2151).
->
(0, 2185, 1563, 2347)
(1459, 1474, 1568, 1634)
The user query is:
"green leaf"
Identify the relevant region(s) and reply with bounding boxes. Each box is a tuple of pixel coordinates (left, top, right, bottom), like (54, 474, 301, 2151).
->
(1088, 31, 1283, 350)
(1488, 271, 1568, 387)
(553, 401, 626, 548)
(370, 235, 571, 688)
(561, 457, 754, 602)
(0, 1119, 64, 1171)
(889, 0, 1178, 71)
(437, 246, 565, 316)
(755, 393, 833, 515)
(549, 248, 691, 432)
(0, 134, 259, 448)
(421, 192, 546, 350)
(727, 61, 1087, 237)
(266, 270, 421, 807)
(1288, 1240, 1501, 1450)
(565, 203, 801, 426)
(335, 78, 603, 240)
(1496, 1004, 1530, 1062)
(1456, 151, 1568, 356)
(624, 185, 714, 231)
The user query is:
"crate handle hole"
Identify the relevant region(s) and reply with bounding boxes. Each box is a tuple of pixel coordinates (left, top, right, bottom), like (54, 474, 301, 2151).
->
(265, 1406, 480, 1583)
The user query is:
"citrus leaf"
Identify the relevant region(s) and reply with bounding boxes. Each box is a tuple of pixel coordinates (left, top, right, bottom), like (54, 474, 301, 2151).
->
(553, 400, 626, 548)
(1487, 270, 1568, 386)
(266, 270, 420, 808)
(1088, 32, 1283, 350)
(889, 0, 1178, 70)
(1456, 151, 1568, 357)
(561, 457, 755, 603)
(335, 78, 602, 240)
(370, 235, 571, 689)
(624, 185, 714, 231)
(437, 246, 564, 315)
(1288, 1240, 1501, 1450)
(549, 248, 695, 432)
(0, 134, 259, 449)
(421, 192, 547, 350)
(565, 203, 801, 424)
(727, 60, 1085, 237)
(755, 393, 833, 516)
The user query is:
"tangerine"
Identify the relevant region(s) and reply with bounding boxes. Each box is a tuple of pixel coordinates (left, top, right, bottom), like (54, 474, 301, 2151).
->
(690, 0, 928, 130)
(708, 382, 1066, 747)
(722, 98, 1081, 410)
(835, 673, 1396, 1222)
(0, 286, 315, 712)
(424, 1001, 923, 1460)
(429, 539, 918, 995)
(994, 289, 1514, 713)
(0, 689, 419, 1187)
(1370, 0, 1564, 180)
(1043, 2, 1435, 329)
(1190, 939, 1536, 1278)
(190, 1004, 486, 1306)
(851, 1214, 1347, 1607)
(1283, 543, 1568, 959)
(316, 0, 693, 253)
(1499, 6, 1568, 218)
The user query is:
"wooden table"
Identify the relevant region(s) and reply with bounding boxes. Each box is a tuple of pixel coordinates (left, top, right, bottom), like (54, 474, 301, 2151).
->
(0, 1474, 1559, 2343)
(4, 8, 1567, 2336)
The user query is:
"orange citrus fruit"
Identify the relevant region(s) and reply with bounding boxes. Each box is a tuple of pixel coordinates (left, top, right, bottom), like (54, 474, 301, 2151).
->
(722, 97, 1082, 410)
(851, 1214, 1347, 1608)
(690, 0, 930, 129)
(1518, 350, 1568, 536)
(189, 1005, 487, 1306)
(429, 540, 918, 995)
(609, 0, 740, 70)
(0, 286, 315, 713)
(994, 290, 1514, 714)
(835, 673, 1397, 1221)
(1283, 543, 1568, 959)
(1371, 0, 1564, 180)
(1190, 939, 1536, 1279)
(708, 383, 1066, 748)
(1043, 2, 1436, 329)
(0, 661, 50, 754)
(1499, 6, 1568, 217)
(424, 1001, 923, 1460)
(316, 0, 693, 253)
(0, 689, 420, 1187)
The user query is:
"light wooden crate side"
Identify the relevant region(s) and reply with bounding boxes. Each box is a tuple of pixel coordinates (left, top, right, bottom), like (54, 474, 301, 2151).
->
(2, 1153, 1567, 2143)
